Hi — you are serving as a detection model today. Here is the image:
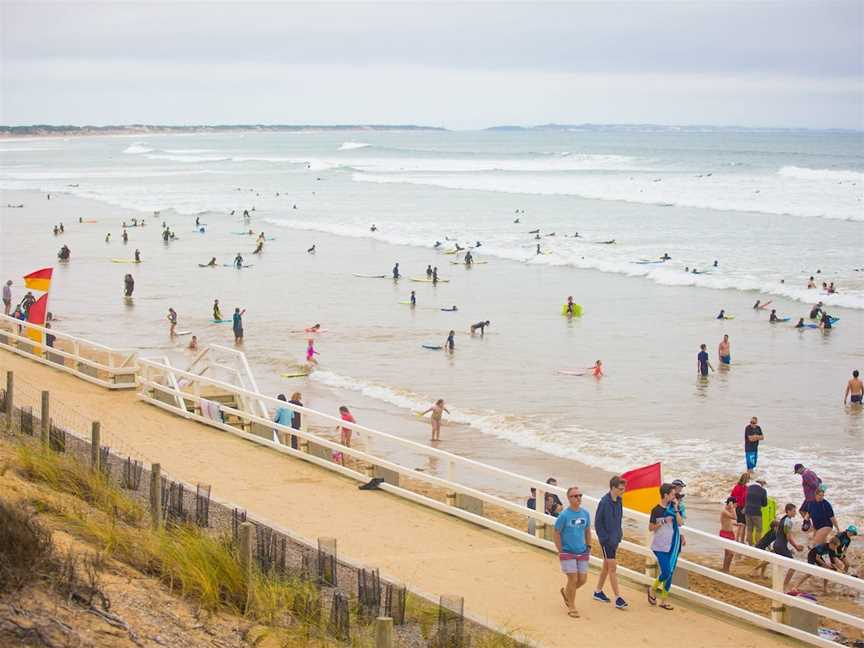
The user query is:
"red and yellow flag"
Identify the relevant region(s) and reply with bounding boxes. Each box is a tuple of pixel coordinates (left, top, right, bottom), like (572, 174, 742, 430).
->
(23, 268, 53, 292)
(621, 462, 662, 514)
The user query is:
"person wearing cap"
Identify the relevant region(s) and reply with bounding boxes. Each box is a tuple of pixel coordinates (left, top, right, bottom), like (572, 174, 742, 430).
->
(744, 478, 768, 546)
(670, 479, 687, 521)
(720, 497, 740, 572)
(807, 485, 838, 546)
(794, 463, 821, 526)
(833, 525, 858, 573)
(744, 417, 764, 474)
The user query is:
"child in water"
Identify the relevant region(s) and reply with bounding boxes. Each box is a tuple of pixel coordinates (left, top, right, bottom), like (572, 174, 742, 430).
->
(306, 339, 319, 365)
(420, 399, 451, 442)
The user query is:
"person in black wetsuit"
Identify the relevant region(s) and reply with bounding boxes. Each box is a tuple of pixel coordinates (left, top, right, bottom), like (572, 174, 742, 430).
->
(234, 253, 244, 269)
(795, 318, 805, 328)
(464, 251, 473, 266)
(425, 265, 433, 278)
(124, 274, 134, 297)
(444, 330, 455, 353)
(392, 263, 400, 280)
(810, 302, 823, 320)
(410, 291, 416, 307)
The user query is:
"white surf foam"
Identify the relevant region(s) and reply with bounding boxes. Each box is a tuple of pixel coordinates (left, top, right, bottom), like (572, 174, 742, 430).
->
(338, 141, 371, 151)
(778, 165, 864, 183)
(123, 143, 153, 154)
(310, 369, 863, 523)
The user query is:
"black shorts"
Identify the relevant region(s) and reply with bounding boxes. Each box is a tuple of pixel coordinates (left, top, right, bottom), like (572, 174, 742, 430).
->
(735, 507, 745, 524)
(600, 542, 619, 560)
(773, 545, 793, 559)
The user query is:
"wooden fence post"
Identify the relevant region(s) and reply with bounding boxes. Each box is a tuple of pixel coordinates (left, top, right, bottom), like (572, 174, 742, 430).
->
(150, 463, 162, 529)
(239, 521, 253, 575)
(40, 390, 50, 445)
(90, 421, 101, 471)
(771, 563, 786, 624)
(4, 372, 12, 428)
(374, 617, 394, 648)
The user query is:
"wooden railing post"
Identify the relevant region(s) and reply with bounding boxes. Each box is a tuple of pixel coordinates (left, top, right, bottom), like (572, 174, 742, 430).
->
(771, 563, 786, 624)
(90, 421, 101, 471)
(40, 390, 50, 445)
(150, 463, 162, 529)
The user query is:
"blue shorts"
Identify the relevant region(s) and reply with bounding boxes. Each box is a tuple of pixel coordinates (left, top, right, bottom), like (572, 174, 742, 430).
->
(852, 394, 862, 404)
(745, 451, 758, 470)
(720, 355, 731, 365)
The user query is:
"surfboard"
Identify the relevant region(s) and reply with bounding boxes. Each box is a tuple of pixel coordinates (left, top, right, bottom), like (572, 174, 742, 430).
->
(398, 301, 415, 305)
(211, 319, 231, 324)
(353, 274, 388, 278)
(198, 264, 218, 268)
(556, 369, 586, 376)
(561, 303, 583, 317)
(802, 324, 820, 329)
(443, 250, 459, 255)
(422, 344, 443, 350)
(281, 372, 310, 379)
(440, 308, 458, 312)
(111, 259, 142, 264)
(232, 231, 255, 235)
(449, 261, 488, 265)
(175, 331, 192, 336)
(411, 277, 450, 283)
(223, 264, 254, 268)
(771, 318, 791, 323)
(82, 219, 98, 223)
(633, 260, 665, 265)
(723, 315, 735, 320)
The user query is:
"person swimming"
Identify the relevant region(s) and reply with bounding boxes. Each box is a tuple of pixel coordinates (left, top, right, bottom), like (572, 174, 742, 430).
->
(205, 257, 216, 267)
(434, 241, 442, 248)
(528, 229, 539, 234)
(370, 224, 377, 232)
(713, 260, 719, 267)
(795, 318, 805, 328)
(307, 244, 316, 254)
(661, 253, 671, 260)
(717, 309, 726, 319)
(441, 306, 458, 312)
(753, 300, 772, 310)
(253, 241, 263, 254)
(769, 309, 779, 322)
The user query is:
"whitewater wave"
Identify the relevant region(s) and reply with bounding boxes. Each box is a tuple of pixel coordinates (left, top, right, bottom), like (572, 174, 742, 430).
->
(264, 217, 864, 310)
(310, 369, 863, 522)
(145, 153, 232, 163)
(123, 143, 154, 154)
(778, 165, 863, 183)
(353, 169, 864, 222)
(338, 141, 371, 151)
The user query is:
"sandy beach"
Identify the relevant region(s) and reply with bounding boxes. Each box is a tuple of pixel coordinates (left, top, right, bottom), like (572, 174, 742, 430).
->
(1, 352, 811, 648)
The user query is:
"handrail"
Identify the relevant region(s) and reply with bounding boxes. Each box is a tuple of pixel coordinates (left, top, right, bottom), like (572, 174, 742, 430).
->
(134, 355, 863, 587)
(0, 314, 137, 389)
(136, 355, 864, 636)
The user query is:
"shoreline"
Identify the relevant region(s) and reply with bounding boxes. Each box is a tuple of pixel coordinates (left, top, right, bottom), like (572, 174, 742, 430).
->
(2, 187, 862, 536)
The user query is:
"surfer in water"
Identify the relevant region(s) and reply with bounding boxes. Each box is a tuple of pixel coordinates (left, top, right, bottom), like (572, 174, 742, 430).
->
(253, 240, 263, 254)
(167, 308, 177, 337)
(441, 306, 457, 312)
(307, 244, 316, 254)
(213, 299, 222, 321)
(753, 300, 772, 310)
(465, 250, 473, 266)
(234, 253, 244, 269)
(134, 249, 141, 263)
(392, 263, 400, 280)
(420, 399, 450, 442)
(795, 318, 805, 329)
(426, 265, 433, 278)
(717, 309, 726, 320)
(370, 224, 377, 232)
(204, 257, 217, 267)
(845, 370, 863, 406)
(124, 274, 134, 297)
(536, 244, 542, 255)
(769, 309, 780, 323)
(444, 330, 455, 353)
(470, 320, 490, 336)
(810, 302, 823, 320)
(661, 253, 671, 261)
(565, 296, 576, 316)
(434, 241, 442, 248)
(410, 290, 416, 307)
(432, 267, 439, 285)
(306, 338, 319, 365)
(591, 360, 604, 378)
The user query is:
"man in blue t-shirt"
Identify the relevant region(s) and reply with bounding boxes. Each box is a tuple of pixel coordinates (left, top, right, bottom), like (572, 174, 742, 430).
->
(554, 486, 592, 618)
(697, 343, 713, 377)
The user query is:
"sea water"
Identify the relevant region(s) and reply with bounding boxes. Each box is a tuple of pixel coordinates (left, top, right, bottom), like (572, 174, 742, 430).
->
(1, 128, 862, 529)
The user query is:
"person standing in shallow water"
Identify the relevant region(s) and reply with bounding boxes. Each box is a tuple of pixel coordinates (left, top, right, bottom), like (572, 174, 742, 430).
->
(697, 343, 713, 377)
(233, 307, 245, 343)
(718, 335, 731, 366)
(420, 399, 450, 442)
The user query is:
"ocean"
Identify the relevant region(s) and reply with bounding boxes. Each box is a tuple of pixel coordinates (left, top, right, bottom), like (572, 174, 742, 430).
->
(1, 127, 862, 530)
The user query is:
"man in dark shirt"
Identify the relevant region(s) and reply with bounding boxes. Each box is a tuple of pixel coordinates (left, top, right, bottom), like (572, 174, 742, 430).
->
(744, 417, 764, 474)
(593, 475, 628, 609)
(744, 478, 768, 545)
(697, 343, 713, 377)
(807, 486, 838, 545)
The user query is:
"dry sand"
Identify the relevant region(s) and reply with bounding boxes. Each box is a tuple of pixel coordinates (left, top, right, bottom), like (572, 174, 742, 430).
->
(0, 352, 806, 648)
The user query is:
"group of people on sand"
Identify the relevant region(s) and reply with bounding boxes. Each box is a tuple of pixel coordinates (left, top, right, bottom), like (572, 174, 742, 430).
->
(722, 458, 858, 593)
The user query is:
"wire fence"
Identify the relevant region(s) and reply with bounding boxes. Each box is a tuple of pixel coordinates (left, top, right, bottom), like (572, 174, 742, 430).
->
(0, 370, 524, 648)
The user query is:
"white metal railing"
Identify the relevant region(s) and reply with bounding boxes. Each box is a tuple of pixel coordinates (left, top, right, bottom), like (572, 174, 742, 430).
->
(136, 353, 863, 648)
(0, 313, 137, 389)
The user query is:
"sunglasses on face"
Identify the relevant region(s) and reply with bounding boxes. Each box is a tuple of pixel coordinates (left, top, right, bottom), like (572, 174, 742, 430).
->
(569, 494, 582, 499)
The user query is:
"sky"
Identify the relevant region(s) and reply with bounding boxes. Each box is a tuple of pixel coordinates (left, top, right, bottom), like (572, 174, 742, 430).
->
(1, 1, 862, 130)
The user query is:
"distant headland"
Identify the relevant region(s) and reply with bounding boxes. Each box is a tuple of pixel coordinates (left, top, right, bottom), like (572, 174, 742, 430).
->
(0, 124, 447, 138)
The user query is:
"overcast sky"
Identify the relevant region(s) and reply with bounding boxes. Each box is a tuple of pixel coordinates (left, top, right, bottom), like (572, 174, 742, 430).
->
(1, 1, 861, 129)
